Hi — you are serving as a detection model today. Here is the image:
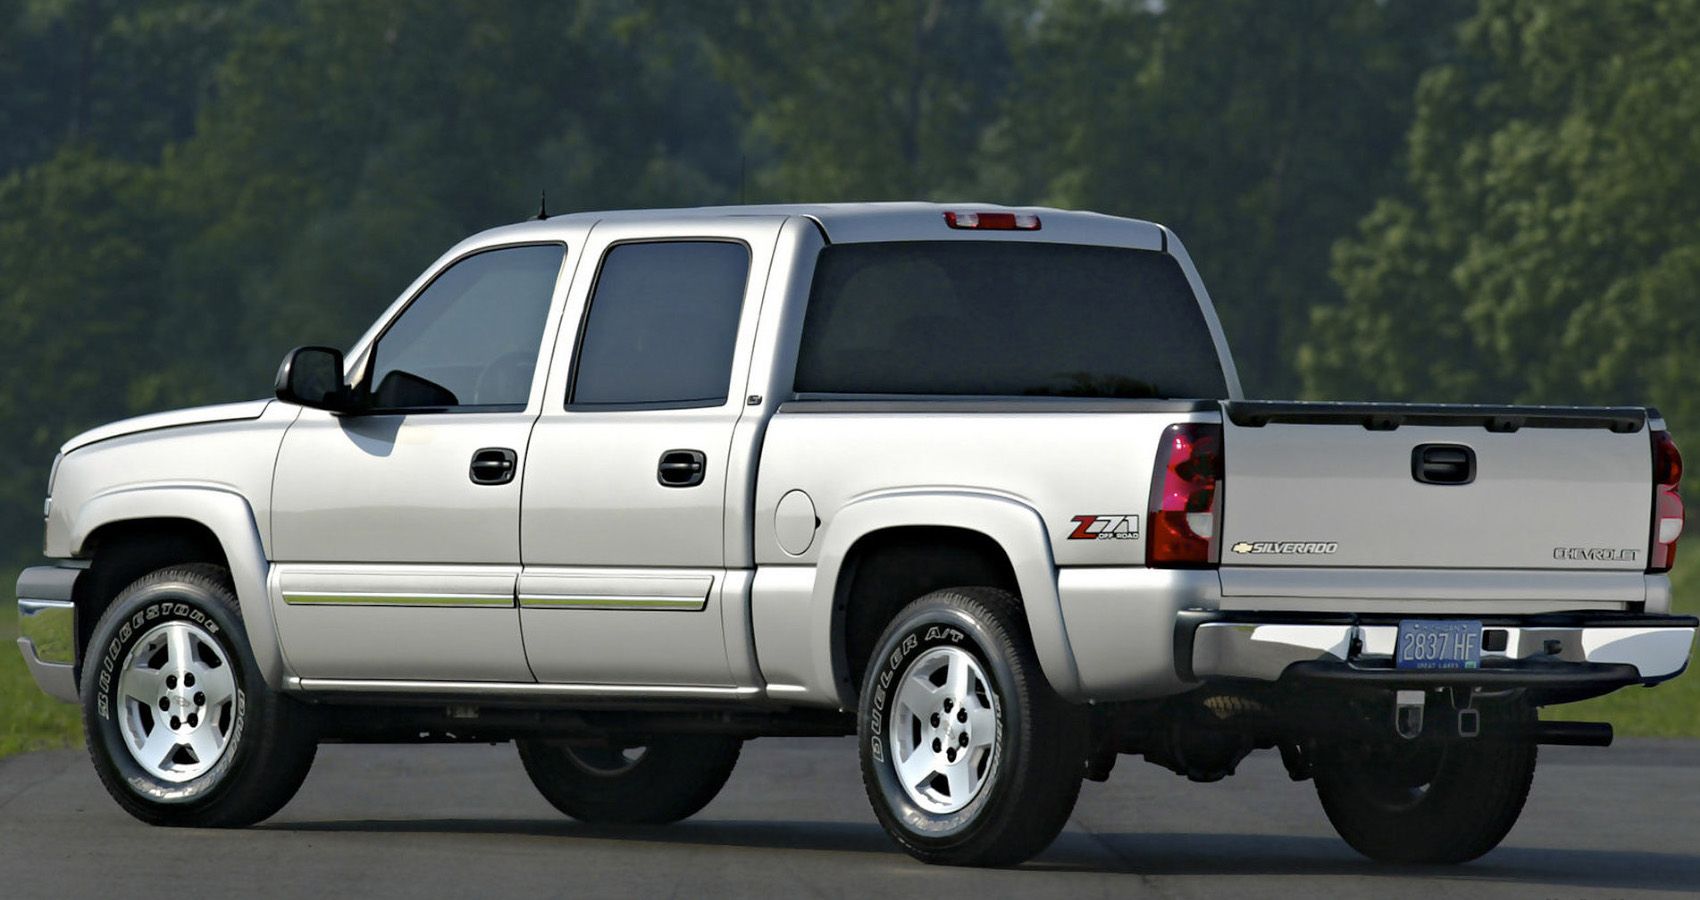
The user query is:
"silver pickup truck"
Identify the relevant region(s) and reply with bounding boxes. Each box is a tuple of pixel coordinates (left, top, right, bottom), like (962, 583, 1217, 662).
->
(16, 203, 1695, 866)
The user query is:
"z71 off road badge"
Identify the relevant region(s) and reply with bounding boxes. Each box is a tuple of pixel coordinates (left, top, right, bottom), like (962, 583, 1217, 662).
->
(1068, 515, 1139, 540)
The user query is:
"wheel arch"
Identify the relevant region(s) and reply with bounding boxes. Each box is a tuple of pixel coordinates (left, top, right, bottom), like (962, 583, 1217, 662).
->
(810, 491, 1083, 705)
(69, 487, 287, 688)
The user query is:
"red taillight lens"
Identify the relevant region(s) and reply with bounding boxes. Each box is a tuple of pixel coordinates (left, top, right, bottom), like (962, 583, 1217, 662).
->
(1147, 422, 1223, 568)
(943, 211, 1041, 231)
(1650, 430, 1684, 572)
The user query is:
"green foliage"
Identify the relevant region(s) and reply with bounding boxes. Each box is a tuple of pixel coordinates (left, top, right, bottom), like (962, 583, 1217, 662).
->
(0, 0, 250, 172)
(1001, 0, 1468, 395)
(0, 570, 83, 757)
(1304, 0, 1700, 429)
(690, 0, 1012, 201)
(0, 1, 751, 571)
(0, 148, 173, 562)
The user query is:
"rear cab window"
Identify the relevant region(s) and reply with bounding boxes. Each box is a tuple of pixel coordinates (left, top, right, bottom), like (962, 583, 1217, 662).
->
(793, 241, 1229, 399)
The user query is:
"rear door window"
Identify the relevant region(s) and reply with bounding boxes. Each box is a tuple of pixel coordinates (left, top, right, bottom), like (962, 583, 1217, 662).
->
(570, 241, 751, 408)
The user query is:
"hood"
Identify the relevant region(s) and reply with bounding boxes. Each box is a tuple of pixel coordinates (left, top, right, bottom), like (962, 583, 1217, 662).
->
(60, 400, 275, 454)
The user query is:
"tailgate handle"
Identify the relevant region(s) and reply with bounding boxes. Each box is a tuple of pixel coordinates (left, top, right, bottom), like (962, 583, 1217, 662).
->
(1412, 444, 1476, 485)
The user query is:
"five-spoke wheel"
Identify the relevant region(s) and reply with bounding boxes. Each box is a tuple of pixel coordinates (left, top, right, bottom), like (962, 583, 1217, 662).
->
(116, 620, 238, 783)
(887, 646, 1001, 815)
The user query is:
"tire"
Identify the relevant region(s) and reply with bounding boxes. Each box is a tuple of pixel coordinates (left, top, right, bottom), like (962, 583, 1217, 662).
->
(517, 734, 742, 825)
(858, 587, 1086, 867)
(80, 564, 318, 827)
(1313, 705, 1537, 864)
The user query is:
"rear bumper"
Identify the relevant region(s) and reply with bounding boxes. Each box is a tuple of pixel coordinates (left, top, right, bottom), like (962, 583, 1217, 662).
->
(15, 565, 82, 704)
(1181, 611, 1696, 693)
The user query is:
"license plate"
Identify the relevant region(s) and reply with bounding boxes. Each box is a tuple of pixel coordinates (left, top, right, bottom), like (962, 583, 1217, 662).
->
(1395, 619, 1483, 670)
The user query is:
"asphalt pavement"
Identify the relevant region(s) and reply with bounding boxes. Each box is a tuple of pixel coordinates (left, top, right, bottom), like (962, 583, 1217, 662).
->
(2, 736, 1697, 898)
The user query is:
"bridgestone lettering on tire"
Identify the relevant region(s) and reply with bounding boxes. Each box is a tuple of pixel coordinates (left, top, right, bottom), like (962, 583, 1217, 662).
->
(858, 587, 1086, 867)
(81, 564, 317, 828)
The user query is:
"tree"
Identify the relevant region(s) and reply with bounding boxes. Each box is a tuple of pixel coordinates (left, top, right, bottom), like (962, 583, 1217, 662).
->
(0, 0, 752, 566)
(1001, 0, 1467, 396)
(0, 0, 252, 172)
(0, 148, 171, 562)
(137, 0, 750, 392)
(689, 0, 1014, 201)
(1304, 0, 1700, 434)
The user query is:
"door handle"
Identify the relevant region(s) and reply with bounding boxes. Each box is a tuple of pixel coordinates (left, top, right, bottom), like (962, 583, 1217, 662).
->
(470, 447, 518, 485)
(1411, 443, 1475, 485)
(658, 449, 707, 488)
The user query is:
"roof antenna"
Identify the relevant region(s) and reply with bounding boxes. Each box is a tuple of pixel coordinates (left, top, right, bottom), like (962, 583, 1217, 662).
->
(739, 155, 746, 205)
(534, 189, 548, 221)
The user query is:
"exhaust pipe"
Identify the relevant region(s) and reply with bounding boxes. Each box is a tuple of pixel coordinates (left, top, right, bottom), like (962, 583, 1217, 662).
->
(1527, 721, 1613, 747)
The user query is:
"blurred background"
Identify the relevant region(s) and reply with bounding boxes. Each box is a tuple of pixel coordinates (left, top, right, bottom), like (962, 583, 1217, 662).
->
(3, 0, 1697, 744)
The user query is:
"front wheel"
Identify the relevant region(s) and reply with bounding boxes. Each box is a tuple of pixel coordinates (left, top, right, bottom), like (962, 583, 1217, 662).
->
(1313, 704, 1537, 864)
(858, 587, 1086, 867)
(81, 564, 318, 827)
(517, 734, 742, 824)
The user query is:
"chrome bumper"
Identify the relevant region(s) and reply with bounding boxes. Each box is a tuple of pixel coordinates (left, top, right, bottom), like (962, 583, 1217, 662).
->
(1184, 612, 1697, 687)
(15, 565, 83, 704)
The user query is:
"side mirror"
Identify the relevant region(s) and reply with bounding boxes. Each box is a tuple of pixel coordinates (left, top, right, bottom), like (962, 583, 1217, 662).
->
(275, 346, 350, 412)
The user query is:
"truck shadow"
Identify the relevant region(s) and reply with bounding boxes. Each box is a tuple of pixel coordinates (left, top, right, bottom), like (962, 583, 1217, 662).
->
(1042, 831, 1700, 892)
(266, 818, 1700, 891)
(268, 817, 899, 855)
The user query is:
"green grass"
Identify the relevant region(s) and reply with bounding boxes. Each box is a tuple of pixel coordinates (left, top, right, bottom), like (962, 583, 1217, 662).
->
(1548, 563, 1700, 737)
(0, 563, 1696, 761)
(1, 569, 84, 758)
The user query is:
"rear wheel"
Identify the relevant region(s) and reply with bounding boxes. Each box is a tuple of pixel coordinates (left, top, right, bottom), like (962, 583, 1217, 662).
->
(517, 734, 742, 824)
(1313, 704, 1537, 864)
(858, 587, 1086, 867)
(81, 564, 318, 827)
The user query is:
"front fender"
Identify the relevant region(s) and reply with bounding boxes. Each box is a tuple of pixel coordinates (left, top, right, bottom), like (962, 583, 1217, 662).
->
(71, 486, 288, 689)
(808, 490, 1084, 704)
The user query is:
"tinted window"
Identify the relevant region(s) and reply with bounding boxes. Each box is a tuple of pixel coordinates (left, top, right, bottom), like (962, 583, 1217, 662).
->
(571, 241, 750, 407)
(368, 244, 563, 409)
(794, 242, 1228, 399)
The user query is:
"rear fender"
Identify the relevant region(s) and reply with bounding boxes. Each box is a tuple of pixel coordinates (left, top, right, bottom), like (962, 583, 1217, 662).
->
(811, 490, 1083, 705)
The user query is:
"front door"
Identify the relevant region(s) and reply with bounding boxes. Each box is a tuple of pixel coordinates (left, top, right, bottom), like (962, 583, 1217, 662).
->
(520, 219, 782, 686)
(270, 243, 570, 681)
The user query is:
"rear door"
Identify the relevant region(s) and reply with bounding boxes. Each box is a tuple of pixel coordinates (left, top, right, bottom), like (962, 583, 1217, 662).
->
(1218, 404, 1653, 572)
(519, 218, 782, 686)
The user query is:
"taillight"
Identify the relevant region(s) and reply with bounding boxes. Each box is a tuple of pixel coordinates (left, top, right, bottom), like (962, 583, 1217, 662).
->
(943, 211, 1041, 231)
(1147, 422, 1223, 568)
(1650, 430, 1684, 572)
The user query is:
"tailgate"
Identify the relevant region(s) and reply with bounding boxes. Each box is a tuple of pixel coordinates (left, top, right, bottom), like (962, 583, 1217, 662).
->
(1218, 402, 1654, 571)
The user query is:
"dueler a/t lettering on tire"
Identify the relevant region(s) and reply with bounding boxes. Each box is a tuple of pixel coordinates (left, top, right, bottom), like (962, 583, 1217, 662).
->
(81, 564, 317, 827)
(858, 587, 1086, 866)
